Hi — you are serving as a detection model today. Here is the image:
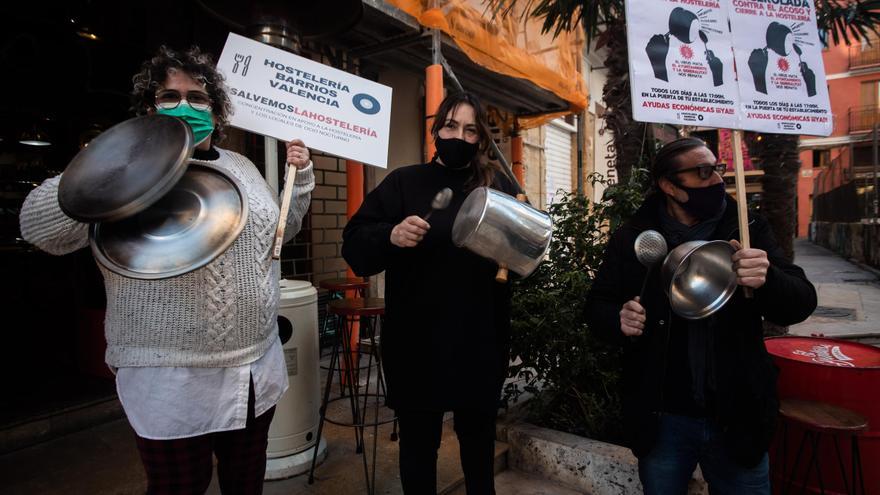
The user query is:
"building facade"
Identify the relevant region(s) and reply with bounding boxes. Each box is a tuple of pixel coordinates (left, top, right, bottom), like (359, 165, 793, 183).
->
(801, 36, 880, 231)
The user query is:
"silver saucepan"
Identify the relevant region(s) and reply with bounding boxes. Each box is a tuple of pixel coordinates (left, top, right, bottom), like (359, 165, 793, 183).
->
(452, 187, 552, 279)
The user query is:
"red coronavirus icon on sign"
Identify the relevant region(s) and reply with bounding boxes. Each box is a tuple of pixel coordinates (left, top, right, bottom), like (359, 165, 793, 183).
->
(778, 57, 790, 72)
(680, 45, 694, 60)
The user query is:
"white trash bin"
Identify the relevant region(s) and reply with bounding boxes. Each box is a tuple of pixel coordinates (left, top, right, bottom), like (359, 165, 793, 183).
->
(265, 279, 327, 480)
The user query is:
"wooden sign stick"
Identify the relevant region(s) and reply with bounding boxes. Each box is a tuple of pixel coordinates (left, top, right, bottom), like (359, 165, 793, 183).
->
(731, 130, 753, 298)
(272, 163, 297, 260)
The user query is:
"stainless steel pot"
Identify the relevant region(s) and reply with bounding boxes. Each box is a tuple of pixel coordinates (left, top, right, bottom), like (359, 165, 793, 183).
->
(661, 240, 737, 320)
(451, 187, 552, 278)
(90, 164, 248, 280)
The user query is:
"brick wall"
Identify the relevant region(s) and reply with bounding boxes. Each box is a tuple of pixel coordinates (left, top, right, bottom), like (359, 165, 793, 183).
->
(302, 152, 350, 284)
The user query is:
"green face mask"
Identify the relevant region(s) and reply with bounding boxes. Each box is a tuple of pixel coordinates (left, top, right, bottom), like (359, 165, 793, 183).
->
(156, 105, 215, 145)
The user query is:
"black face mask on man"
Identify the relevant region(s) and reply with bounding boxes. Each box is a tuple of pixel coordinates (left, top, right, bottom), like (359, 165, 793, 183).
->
(435, 137, 479, 169)
(671, 182, 726, 220)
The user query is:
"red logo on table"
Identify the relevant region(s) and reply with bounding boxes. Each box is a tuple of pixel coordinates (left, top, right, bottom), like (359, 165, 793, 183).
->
(792, 344, 854, 367)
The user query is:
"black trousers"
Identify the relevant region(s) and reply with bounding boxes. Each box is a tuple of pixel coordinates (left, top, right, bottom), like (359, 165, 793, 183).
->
(396, 408, 497, 495)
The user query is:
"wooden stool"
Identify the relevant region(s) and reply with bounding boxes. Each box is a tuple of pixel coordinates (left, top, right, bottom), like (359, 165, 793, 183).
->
(308, 297, 396, 495)
(779, 398, 868, 495)
(317, 277, 369, 356)
(319, 277, 370, 295)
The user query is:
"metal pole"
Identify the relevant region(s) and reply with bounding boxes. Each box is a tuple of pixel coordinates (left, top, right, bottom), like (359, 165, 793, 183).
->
(576, 113, 584, 196)
(432, 29, 441, 65)
(264, 138, 279, 196)
(251, 25, 300, 197)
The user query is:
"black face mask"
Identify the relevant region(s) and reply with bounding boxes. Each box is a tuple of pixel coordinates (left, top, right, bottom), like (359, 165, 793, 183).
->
(672, 182, 726, 220)
(435, 137, 479, 169)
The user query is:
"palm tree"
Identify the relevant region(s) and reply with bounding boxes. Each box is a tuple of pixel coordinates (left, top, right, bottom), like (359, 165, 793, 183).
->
(490, 0, 880, 261)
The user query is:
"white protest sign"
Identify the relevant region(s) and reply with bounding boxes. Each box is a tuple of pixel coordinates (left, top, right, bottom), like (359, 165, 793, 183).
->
(218, 33, 392, 168)
(729, 0, 832, 136)
(625, 0, 832, 137)
(625, 0, 739, 129)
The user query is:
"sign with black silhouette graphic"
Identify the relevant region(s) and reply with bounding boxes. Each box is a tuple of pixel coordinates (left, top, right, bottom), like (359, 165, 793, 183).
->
(217, 33, 393, 168)
(729, 1, 831, 136)
(626, 0, 739, 129)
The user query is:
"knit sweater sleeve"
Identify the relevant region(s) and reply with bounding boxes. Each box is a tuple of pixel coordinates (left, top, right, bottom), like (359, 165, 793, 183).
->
(19, 175, 89, 255)
(281, 162, 315, 243)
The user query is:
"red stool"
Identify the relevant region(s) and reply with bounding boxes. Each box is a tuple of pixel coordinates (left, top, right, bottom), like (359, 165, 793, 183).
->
(778, 398, 868, 495)
(308, 298, 396, 495)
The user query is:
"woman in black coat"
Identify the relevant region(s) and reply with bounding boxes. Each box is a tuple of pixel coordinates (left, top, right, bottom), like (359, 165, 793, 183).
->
(342, 92, 517, 495)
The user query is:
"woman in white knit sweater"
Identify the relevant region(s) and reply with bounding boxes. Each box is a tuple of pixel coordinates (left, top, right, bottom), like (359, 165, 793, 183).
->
(19, 46, 314, 494)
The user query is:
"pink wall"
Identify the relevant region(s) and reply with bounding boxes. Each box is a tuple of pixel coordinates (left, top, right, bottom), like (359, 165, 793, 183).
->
(823, 42, 850, 76)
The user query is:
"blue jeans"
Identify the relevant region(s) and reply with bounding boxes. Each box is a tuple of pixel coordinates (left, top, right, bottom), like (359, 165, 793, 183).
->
(638, 414, 771, 495)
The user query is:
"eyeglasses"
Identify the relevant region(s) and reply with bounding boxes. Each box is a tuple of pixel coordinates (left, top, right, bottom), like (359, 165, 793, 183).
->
(669, 163, 727, 180)
(155, 90, 213, 112)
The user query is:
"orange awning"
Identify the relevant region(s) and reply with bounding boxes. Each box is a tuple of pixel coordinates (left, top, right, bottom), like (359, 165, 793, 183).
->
(386, 0, 587, 129)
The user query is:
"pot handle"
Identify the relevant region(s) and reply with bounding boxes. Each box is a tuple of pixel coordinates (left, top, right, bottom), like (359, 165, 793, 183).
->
(494, 193, 529, 283)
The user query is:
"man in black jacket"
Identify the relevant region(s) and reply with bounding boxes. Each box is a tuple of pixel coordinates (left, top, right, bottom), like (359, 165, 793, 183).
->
(586, 138, 816, 494)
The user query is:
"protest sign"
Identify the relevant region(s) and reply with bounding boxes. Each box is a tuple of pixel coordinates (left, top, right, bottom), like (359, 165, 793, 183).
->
(625, 0, 832, 137)
(728, 0, 832, 136)
(217, 33, 393, 168)
(625, 0, 740, 129)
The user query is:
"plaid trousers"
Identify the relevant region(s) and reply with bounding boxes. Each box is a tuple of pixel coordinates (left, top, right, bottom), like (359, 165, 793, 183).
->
(133, 382, 276, 495)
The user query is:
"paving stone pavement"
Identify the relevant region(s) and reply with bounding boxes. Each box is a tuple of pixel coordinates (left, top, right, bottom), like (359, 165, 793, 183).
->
(789, 239, 880, 343)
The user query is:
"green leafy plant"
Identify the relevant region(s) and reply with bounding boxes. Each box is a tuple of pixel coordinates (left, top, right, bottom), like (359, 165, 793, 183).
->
(505, 169, 648, 442)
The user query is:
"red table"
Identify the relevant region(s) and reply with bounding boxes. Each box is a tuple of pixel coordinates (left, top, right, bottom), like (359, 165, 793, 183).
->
(766, 336, 880, 494)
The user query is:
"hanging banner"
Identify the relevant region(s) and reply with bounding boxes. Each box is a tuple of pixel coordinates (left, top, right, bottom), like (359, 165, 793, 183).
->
(625, 0, 740, 129)
(217, 33, 393, 168)
(728, 0, 832, 136)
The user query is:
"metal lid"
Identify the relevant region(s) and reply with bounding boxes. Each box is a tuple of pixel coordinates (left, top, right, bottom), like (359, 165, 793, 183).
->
(279, 279, 317, 306)
(59, 115, 194, 222)
(89, 164, 247, 280)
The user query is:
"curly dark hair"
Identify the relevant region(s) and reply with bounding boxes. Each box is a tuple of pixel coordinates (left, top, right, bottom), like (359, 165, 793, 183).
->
(131, 45, 233, 144)
(430, 91, 499, 190)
